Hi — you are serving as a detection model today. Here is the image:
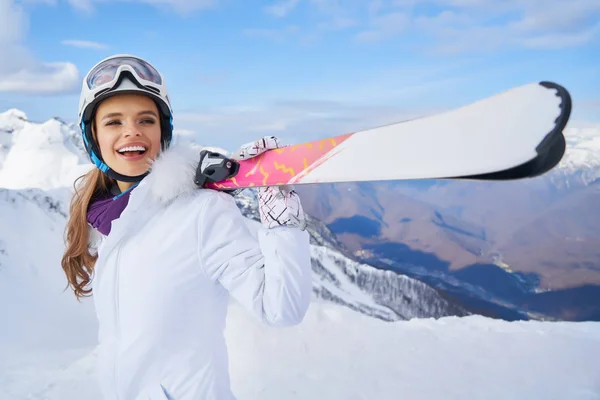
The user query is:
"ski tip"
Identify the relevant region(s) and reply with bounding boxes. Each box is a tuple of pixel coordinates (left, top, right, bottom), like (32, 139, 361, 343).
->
(459, 81, 571, 182)
(529, 81, 571, 175)
(537, 81, 572, 149)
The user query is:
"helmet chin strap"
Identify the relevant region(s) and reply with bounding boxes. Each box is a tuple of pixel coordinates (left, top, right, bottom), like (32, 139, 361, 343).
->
(105, 168, 149, 183)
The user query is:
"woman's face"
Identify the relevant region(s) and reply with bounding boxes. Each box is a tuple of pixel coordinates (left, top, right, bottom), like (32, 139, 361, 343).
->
(94, 93, 162, 178)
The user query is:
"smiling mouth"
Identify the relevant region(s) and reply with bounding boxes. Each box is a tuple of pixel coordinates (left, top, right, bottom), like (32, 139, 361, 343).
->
(117, 145, 147, 158)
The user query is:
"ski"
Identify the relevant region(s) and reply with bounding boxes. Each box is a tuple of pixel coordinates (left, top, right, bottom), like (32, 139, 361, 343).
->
(203, 81, 571, 190)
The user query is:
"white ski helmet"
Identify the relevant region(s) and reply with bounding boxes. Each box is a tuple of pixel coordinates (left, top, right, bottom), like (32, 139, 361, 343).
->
(78, 54, 174, 182)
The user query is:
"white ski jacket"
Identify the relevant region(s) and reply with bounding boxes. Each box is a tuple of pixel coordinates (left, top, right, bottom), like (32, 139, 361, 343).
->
(88, 142, 312, 400)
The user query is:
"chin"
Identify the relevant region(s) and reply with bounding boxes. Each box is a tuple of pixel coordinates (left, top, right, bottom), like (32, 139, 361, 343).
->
(125, 166, 151, 177)
(125, 169, 150, 177)
(112, 161, 152, 178)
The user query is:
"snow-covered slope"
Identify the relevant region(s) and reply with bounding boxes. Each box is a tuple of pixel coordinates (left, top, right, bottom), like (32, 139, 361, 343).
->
(2, 301, 599, 400)
(0, 187, 98, 351)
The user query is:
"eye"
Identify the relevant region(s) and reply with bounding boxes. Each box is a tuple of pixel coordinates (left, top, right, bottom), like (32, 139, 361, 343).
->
(105, 120, 121, 126)
(140, 118, 156, 124)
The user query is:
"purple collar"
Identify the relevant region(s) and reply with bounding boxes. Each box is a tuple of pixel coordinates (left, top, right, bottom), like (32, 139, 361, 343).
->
(87, 184, 137, 236)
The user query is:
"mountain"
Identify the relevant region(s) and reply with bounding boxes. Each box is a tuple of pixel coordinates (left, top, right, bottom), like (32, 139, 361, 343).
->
(0, 109, 91, 190)
(0, 109, 598, 400)
(0, 108, 464, 330)
(295, 125, 600, 321)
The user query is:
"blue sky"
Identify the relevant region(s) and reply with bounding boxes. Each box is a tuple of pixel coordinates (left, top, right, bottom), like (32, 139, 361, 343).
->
(0, 0, 599, 150)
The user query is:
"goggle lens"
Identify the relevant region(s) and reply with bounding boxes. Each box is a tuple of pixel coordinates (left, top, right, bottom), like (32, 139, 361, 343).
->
(86, 56, 162, 89)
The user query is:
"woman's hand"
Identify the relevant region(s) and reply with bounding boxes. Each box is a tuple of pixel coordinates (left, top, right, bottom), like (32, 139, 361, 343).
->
(233, 135, 282, 160)
(234, 136, 307, 230)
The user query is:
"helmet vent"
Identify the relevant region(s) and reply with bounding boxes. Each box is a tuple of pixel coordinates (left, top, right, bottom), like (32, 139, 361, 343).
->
(143, 85, 160, 94)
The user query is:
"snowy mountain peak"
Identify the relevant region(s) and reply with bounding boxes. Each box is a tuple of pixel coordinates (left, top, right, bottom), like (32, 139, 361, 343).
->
(0, 111, 91, 190)
(0, 109, 29, 133)
(560, 126, 600, 171)
(0, 108, 28, 121)
(549, 126, 600, 186)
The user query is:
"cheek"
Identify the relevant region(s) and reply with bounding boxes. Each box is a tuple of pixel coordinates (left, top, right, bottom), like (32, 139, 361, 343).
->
(149, 124, 163, 154)
(95, 127, 116, 156)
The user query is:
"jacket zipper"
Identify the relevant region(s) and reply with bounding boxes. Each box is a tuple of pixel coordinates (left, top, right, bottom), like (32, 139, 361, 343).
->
(113, 242, 124, 400)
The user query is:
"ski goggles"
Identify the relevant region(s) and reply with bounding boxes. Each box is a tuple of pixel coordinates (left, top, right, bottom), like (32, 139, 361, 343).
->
(85, 55, 163, 91)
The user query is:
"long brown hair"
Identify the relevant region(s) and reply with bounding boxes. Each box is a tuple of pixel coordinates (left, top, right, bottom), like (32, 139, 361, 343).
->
(61, 157, 114, 300)
(61, 96, 163, 299)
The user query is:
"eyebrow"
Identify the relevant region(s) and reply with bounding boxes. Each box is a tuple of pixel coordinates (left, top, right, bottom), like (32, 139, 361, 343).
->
(101, 110, 159, 120)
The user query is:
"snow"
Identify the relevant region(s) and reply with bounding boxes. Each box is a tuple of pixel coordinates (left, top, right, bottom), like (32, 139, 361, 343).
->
(560, 126, 600, 172)
(0, 115, 92, 190)
(1, 109, 599, 399)
(0, 109, 28, 130)
(228, 305, 600, 400)
(2, 298, 600, 399)
(310, 245, 398, 317)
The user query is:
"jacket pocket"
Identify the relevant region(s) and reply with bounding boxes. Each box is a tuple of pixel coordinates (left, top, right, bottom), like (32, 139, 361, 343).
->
(136, 383, 174, 400)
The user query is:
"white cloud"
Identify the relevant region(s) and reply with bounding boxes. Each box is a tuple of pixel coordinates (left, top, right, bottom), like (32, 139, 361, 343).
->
(174, 98, 444, 152)
(0, 63, 80, 94)
(67, 0, 217, 15)
(143, 0, 216, 14)
(0, 0, 28, 45)
(173, 58, 473, 150)
(256, 0, 600, 52)
(419, 0, 600, 53)
(0, 0, 80, 95)
(355, 11, 411, 42)
(61, 39, 108, 50)
(265, 0, 302, 18)
(519, 23, 600, 49)
(67, 0, 93, 13)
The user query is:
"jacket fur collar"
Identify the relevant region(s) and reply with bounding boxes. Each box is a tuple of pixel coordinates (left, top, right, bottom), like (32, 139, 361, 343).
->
(143, 141, 204, 205)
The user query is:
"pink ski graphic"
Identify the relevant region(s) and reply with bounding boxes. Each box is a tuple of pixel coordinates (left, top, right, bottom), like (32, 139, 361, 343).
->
(205, 133, 354, 189)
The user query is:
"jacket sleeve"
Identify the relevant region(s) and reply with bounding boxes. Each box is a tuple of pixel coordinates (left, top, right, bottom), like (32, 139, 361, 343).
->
(197, 190, 312, 327)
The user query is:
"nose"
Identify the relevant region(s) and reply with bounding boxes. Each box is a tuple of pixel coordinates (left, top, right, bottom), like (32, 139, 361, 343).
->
(123, 123, 142, 137)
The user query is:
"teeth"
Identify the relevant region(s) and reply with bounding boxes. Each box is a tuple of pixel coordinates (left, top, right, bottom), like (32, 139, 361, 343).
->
(118, 145, 146, 153)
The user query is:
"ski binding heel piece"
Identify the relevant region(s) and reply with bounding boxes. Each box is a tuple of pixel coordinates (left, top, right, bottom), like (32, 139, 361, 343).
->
(194, 150, 240, 188)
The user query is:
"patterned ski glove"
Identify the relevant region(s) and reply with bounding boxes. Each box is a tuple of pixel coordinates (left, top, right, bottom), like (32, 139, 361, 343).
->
(258, 186, 306, 230)
(234, 136, 307, 231)
(234, 135, 283, 160)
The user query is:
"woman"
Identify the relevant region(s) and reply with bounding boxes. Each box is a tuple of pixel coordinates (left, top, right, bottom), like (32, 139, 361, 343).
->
(61, 54, 312, 400)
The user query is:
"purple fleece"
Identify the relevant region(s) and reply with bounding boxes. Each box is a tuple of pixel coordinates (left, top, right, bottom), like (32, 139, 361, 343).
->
(87, 188, 134, 236)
